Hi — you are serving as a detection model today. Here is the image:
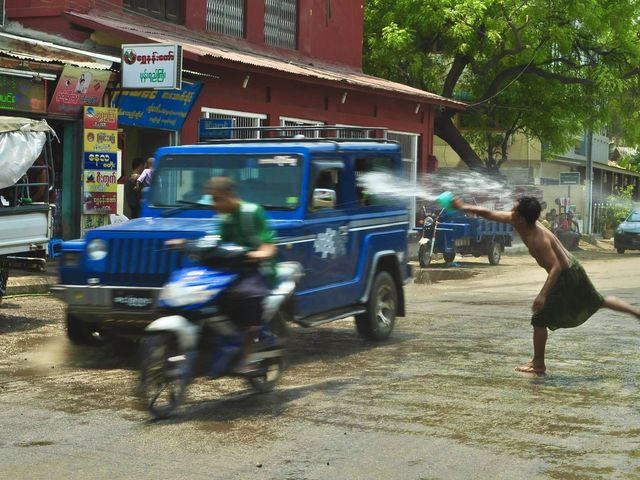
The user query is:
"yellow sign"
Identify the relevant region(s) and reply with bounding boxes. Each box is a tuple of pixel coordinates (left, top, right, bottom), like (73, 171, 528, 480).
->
(84, 170, 118, 193)
(83, 128, 117, 152)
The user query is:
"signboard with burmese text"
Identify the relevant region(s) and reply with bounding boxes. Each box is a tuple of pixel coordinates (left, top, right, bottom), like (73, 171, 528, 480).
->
(83, 107, 118, 215)
(121, 43, 183, 89)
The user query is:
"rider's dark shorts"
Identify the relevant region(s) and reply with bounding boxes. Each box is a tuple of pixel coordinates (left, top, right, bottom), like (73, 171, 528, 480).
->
(221, 271, 269, 328)
(531, 256, 604, 330)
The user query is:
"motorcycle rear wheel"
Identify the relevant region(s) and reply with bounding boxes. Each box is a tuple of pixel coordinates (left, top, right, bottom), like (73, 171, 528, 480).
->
(138, 333, 188, 419)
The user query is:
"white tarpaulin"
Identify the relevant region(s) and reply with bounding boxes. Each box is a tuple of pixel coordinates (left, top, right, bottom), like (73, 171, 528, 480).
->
(0, 117, 54, 190)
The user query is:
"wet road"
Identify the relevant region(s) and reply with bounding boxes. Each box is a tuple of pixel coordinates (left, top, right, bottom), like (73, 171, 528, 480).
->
(1, 251, 639, 479)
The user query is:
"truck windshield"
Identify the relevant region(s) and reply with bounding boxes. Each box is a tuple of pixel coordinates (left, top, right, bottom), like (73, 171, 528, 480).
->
(150, 153, 303, 210)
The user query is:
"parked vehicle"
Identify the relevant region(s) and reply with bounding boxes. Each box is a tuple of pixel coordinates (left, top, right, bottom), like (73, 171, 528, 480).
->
(0, 117, 56, 302)
(53, 126, 410, 348)
(137, 235, 301, 418)
(614, 208, 640, 254)
(417, 203, 513, 267)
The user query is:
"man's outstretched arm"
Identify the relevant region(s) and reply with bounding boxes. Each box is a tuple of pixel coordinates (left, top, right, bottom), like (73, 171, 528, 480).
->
(451, 197, 513, 223)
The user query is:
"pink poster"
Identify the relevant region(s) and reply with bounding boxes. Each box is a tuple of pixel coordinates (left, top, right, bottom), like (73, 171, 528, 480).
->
(49, 65, 112, 116)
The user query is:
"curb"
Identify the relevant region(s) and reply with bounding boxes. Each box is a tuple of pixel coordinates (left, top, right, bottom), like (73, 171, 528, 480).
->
(5, 278, 55, 296)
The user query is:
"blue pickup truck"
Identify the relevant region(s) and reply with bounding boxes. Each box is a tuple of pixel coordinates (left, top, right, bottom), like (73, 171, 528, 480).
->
(417, 204, 513, 267)
(53, 129, 410, 346)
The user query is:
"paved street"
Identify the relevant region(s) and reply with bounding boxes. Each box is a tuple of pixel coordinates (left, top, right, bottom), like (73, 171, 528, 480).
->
(1, 250, 639, 479)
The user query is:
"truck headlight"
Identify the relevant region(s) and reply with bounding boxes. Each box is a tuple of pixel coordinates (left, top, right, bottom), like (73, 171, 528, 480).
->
(87, 239, 108, 261)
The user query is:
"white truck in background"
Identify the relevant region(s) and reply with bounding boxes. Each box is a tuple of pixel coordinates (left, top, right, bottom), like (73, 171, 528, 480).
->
(0, 117, 56, 302)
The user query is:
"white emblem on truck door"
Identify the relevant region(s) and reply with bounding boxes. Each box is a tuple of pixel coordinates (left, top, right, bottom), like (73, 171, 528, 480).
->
(313, 228, 347, 258)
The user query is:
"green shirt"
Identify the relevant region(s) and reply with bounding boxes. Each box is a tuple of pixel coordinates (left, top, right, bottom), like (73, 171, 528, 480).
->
(220, 202, 276, 284)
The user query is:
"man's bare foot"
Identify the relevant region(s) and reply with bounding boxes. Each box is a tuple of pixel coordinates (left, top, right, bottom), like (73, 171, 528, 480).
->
(515, 362, 545, 375)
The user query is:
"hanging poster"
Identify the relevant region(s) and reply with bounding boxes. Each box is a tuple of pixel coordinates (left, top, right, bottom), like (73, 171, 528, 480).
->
(49, 66, 112, 116)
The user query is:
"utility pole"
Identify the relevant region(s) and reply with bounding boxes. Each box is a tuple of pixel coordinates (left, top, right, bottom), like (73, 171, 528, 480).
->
(584, 129, 593, 234)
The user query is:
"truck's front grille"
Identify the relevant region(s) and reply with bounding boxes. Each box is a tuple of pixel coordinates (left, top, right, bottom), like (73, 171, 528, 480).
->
(104, 238, 184, 286)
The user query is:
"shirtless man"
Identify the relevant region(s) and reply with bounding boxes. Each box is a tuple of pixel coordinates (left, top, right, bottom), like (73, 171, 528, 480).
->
(452, 195, 640, 374)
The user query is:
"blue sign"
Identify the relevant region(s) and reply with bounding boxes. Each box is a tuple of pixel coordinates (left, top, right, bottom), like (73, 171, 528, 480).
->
(114, 82, 203, 130)
(199, 118, 233, 141)
(84, 152, 118, 170)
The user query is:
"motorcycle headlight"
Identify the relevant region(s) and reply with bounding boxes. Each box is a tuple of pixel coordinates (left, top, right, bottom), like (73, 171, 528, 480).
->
(158, 283, 221, 308)
(424, 216, 434, 227)
(86, 239, 108, 261)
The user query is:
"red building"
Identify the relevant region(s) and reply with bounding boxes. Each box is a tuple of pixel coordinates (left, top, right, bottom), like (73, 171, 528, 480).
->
(4, 0, 464, 231)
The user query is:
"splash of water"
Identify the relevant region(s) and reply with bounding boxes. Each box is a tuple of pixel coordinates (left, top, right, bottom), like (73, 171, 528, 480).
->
(358, 170, 514, 208)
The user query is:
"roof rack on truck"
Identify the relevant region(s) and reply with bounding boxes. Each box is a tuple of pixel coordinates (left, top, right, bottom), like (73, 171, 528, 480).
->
(197, 124, 393, 144)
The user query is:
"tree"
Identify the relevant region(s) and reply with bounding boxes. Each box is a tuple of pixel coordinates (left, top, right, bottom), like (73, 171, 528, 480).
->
(364, 0, 640, 172)
(619, 151, 640, 173)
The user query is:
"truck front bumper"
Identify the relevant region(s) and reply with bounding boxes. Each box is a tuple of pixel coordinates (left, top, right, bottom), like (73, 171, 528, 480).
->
(51, 284, 162, 328)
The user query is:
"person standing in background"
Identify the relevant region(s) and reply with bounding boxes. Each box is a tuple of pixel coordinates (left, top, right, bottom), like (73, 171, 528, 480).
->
(125, 157, 144, 219)
(137, 157, 154, 189)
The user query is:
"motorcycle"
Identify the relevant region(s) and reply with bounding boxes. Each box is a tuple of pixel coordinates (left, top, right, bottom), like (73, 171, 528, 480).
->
(137, 235, 302, 419)
(417, 205, 451, 267)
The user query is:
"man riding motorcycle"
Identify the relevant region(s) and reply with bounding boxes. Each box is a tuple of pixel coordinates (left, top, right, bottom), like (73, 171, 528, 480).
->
(169, 175, 278, 375)
(206, 176, 278, 373)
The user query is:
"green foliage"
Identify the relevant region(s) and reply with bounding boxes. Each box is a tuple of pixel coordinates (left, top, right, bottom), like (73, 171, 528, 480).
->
(363, 0, 640, 170)
(619, 152, 640, 173)
(604, 185, 634, 229)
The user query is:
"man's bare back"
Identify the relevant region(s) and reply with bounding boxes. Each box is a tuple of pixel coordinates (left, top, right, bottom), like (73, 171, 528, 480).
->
(515, 221, 570, 274)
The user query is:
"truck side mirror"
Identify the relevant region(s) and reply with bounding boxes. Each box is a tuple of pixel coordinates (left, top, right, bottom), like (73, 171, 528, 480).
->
(312, 188, 336, 209)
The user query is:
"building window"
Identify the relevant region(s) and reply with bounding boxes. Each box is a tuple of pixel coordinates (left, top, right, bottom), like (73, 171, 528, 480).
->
(279, 117, 323, 138)
(335, 124, 376, 139)
(264, 0, 297, 49)
(123, 0, 183, 24)
(202, 107, 265, 139)
(388, 131, 419, 228)
(206, 0, 245, 37)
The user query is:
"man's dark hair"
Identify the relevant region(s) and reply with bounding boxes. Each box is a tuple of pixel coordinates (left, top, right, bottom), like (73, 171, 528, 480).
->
(132, 157, 144, 170)
(515, 196, 542, 225)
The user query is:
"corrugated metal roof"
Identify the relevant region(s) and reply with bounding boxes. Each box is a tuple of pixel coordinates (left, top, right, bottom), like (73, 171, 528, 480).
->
(66, 11, 466, 109)
(0, 32, 116, 70)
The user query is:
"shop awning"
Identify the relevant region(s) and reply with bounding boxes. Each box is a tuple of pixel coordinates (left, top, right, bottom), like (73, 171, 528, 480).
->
(0, 31, 117, 70)
(65, 11, 466, 109)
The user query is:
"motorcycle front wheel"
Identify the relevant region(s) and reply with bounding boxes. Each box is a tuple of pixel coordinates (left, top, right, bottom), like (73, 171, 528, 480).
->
(418, 242, 432, 268)
(138, 333, 188, 419)
(247, 357, 284, 393)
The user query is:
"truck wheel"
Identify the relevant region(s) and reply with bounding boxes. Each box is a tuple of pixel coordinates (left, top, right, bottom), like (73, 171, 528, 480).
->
(66, 313, 103, 346)
(443, 251, 456, 263)
(418, 243, 432, 267)
(488, 241, 502, 265)
(616, 248, 625, 254)
(355, 271, 397, 341)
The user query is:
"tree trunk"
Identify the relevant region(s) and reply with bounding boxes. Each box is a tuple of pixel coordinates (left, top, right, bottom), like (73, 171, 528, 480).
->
(434, 114, 485, 171)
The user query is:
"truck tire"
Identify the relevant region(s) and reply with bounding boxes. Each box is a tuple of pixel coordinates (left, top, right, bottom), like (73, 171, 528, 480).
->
(355, 271, 397, 341)
(443, 251, 456, 263)
(418, 243, 432, 267)
(66, 313, 102, 346)
(488, 240, 501, 265)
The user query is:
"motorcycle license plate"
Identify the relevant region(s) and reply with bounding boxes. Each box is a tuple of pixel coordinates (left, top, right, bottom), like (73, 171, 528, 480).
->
(112, 289, 154, 310)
